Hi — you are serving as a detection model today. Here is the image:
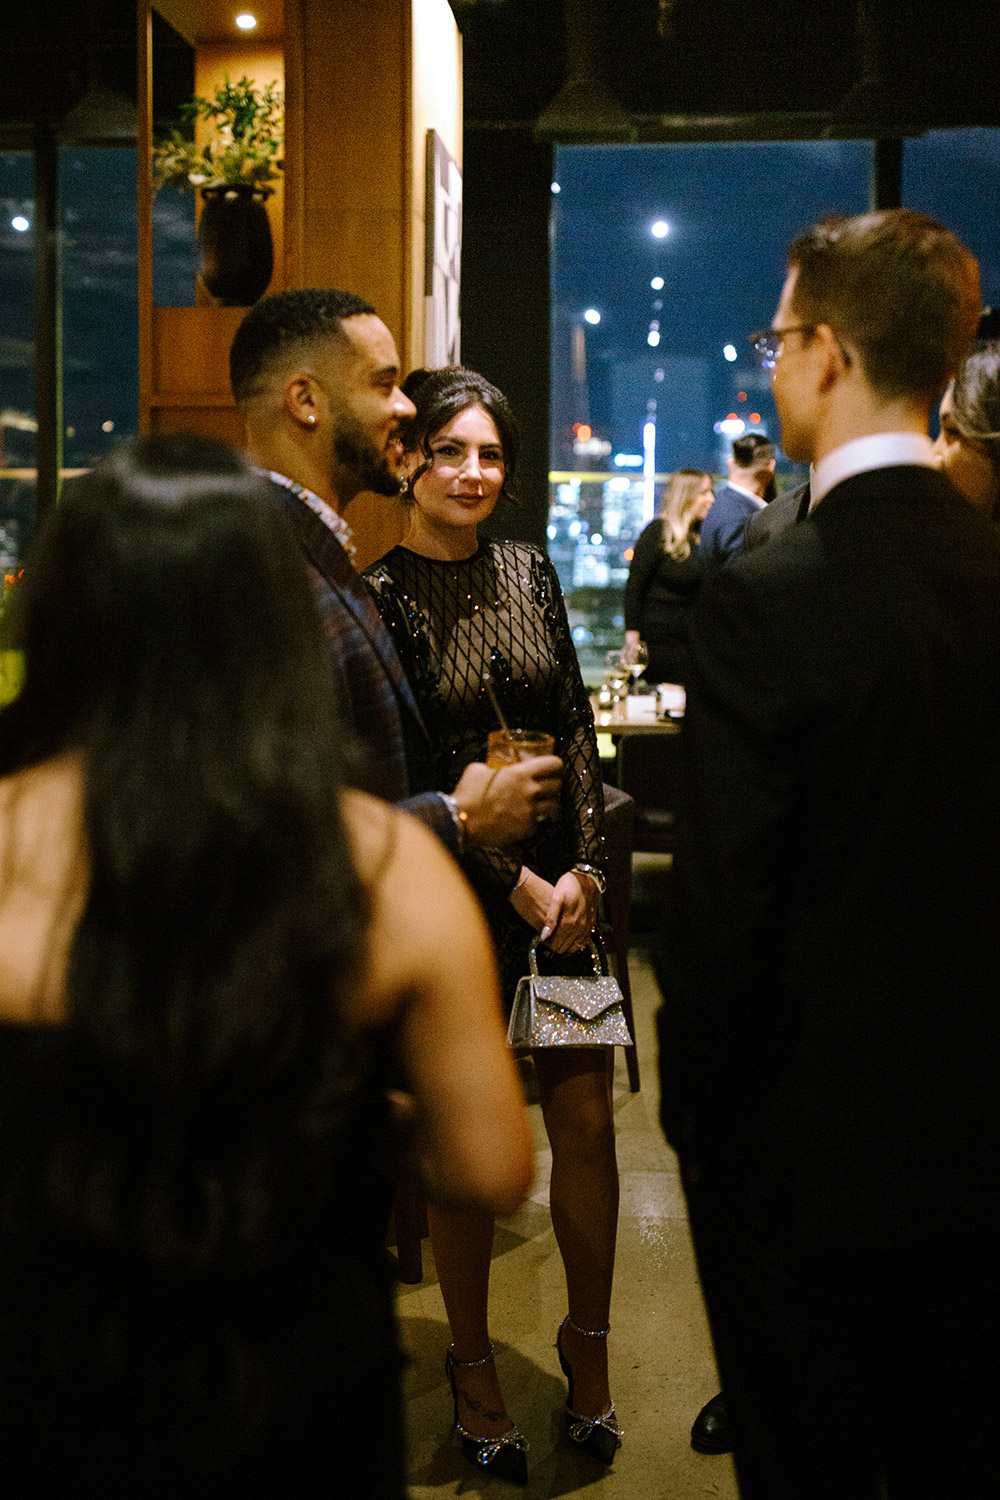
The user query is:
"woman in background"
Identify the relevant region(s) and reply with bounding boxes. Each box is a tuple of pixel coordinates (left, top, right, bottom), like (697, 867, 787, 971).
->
(366, 368, 621, 1484)
(0, 434, 533, 1499)
(933, 341, 1000, 521)
(624, 467, 714, 685)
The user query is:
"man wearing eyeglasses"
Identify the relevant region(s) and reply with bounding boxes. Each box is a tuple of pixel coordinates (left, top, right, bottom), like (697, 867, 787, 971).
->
(657, 210, 1000, 1499)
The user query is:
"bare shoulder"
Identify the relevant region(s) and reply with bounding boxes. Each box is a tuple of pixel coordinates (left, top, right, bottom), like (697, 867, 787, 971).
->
(0, 752, 87, 886)
(0, 753, 87, 1024)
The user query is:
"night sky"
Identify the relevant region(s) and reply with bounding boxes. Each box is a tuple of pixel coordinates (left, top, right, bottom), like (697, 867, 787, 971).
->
(551, 131, 1000, 480)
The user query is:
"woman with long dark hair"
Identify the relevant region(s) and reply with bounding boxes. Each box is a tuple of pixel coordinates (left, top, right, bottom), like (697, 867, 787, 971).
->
(0, 433, 533, 1498)
(933, 341, 1000, 521)
(365, 368, 620, 1485)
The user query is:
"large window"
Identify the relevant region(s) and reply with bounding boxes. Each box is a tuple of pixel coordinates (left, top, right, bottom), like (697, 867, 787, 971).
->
(550, 133, 1000, 681)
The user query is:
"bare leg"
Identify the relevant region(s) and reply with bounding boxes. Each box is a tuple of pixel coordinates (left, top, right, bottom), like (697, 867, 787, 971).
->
(426, 1203, 515, 1439)
(533, 1046, 619, 1417)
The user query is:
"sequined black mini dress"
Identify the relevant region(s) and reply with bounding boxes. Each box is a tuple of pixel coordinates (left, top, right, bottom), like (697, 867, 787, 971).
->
(365, 540, 604, 1006)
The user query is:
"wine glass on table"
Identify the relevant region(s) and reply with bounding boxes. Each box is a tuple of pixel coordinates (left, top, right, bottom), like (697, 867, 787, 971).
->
(621, 639, 649, 690)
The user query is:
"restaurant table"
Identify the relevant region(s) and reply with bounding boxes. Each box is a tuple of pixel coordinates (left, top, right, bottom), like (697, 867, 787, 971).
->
(590, 695, 682, 736)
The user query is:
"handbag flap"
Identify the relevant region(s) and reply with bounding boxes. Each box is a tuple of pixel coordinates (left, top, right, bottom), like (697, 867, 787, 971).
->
(529, 976, 624, 1022)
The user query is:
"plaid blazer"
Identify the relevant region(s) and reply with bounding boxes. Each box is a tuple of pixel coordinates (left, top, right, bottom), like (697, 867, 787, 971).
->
(273, 482, 456, 850)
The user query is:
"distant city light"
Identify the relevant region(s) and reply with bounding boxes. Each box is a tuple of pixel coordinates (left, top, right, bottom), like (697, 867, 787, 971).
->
(642, 419, 657, 522)
(623, 547, 635, 562)
(654, 369, 664, 382)
(547, 524, 557, 539)
(647, 330, 661, 347)
(11, 216, 29, 232)
(613, 453, 643, 468)
(650, 276, 664, 289)
(750, 412, 761, 423)
(577, 423, 592, 440)
(551, 181, 561, 194)
(608, 477, 631, 490)
(591, 534, 603, 546)
(737, 391, 747, 401)
(723, 344, 738, 361)
(569, 519, 583, 537)
(651, 220, 670, 238)
(716, 417, 746, 437)
(235, 13, 257, 30)
(101, 420, 115, 433)
(583, 308, 601, 324)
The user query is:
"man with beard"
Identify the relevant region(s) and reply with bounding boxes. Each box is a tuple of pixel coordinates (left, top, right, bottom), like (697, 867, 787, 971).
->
(230, 288, 560, 850)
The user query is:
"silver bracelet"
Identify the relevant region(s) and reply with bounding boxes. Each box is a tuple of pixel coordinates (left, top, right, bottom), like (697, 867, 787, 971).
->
(572, 863, 606, 896)
(512, 868, 530, 893)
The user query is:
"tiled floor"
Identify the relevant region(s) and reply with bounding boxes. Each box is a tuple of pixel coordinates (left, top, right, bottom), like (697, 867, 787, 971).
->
(397, 873, 740, 1499)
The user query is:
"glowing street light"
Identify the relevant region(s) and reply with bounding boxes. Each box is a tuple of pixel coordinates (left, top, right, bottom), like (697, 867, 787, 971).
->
(651, 220, 670, 239)
(723, 344, 738, 362)
(583, 308, 601, 325)
(11, 216, 29, 232)
(650, 276, 664, 290)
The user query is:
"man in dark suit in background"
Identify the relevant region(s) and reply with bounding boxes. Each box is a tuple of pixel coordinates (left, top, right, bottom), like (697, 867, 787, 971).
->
(699, 431, 776, 562)
(741, 476, 809, 550)
(656, 210, 999, 1498)
(230, 289, 560, 850)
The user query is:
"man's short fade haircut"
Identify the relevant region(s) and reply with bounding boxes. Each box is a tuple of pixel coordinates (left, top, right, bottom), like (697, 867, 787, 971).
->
(786, 209, 981, 403)
(229, 288, 377, 403)
(731, 432, 774, 470)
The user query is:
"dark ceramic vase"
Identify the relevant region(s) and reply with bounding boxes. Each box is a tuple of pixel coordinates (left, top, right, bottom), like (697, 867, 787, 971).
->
(197, 185, 274, 306)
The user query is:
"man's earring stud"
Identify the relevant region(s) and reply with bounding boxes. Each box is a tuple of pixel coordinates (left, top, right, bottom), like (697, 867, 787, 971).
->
(306, 413, 317, 426)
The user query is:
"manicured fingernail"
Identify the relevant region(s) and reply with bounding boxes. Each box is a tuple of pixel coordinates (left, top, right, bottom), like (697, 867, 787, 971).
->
(540, 925, 552, 941)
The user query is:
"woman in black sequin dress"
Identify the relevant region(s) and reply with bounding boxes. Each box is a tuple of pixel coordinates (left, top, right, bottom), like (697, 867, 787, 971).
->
(365, 369, 623, 1480)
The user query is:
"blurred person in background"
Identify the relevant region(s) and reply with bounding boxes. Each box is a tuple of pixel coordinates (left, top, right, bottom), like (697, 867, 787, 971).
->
(933, 340, 1000, 521)
(624, 467, 714, 685)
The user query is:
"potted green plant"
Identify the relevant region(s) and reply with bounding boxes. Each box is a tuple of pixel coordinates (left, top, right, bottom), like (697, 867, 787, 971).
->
(153, 76, 284, 306)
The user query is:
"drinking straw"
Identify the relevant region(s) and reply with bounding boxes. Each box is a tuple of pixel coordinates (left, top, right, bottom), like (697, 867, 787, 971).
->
(483, 672, 510, 733)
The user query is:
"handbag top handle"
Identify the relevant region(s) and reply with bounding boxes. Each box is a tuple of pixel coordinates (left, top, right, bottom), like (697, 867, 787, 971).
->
(527, 934, 607, 978)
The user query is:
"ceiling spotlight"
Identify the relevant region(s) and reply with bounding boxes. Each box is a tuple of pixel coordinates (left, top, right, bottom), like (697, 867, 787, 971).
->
(11, 216, 30, 232)
(235, 13, 257, 30)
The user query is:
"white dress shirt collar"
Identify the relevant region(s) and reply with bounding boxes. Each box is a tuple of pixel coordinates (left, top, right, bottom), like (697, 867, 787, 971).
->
(723, 478, 767, 510)
(810, 432, 936, 509)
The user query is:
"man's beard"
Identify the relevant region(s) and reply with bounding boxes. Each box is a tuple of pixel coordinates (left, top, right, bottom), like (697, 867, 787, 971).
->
(333, 421, 402, 500)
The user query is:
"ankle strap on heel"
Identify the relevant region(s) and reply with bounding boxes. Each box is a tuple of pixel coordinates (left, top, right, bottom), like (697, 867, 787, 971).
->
(447, 1341, 495, 1368)
(563, 1316, 610, 1339)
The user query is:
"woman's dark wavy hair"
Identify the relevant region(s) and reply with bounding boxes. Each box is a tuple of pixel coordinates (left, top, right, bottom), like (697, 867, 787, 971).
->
(0, 433, 367, 1272)
(951, 340, 1000, 485)
(399, 365, 519, 505)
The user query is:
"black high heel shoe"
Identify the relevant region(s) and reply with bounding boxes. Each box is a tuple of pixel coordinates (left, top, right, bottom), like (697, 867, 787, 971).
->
(556, 1316, 623, 1465)
(444, 1343, 529, 1486)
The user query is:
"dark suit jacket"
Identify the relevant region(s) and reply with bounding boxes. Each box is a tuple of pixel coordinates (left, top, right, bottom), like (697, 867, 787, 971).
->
(656, 465, 1000, 1252)
(275, 483, 455, 846)
(742, 481, 810, 551)
(699, 482, 764, 564)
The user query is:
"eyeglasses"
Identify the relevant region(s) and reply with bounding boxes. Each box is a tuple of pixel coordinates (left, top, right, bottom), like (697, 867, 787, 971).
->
(750, 326, 817, 369)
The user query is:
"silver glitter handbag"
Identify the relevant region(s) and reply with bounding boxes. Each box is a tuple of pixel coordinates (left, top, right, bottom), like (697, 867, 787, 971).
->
(507, 936, 634, 1049)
